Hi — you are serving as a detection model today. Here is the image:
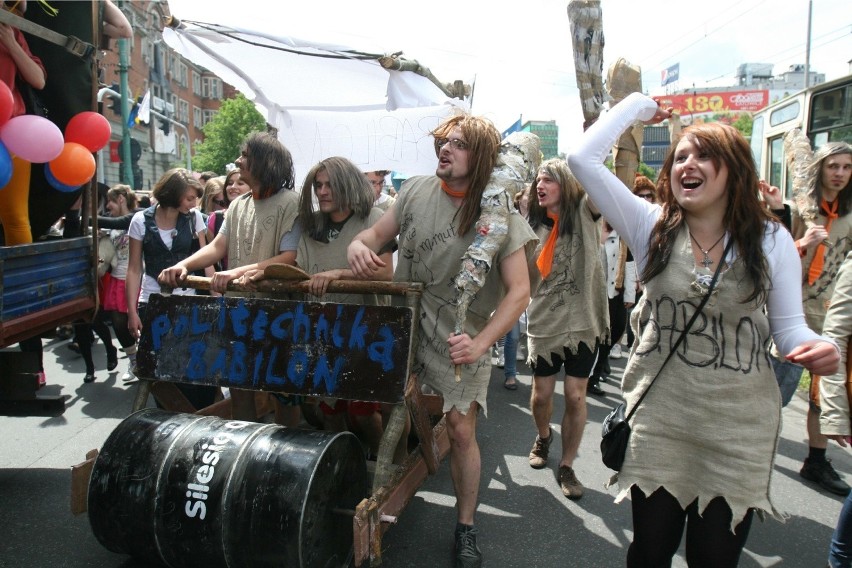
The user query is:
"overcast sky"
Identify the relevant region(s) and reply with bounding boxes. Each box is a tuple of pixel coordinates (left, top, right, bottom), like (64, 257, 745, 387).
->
(167, 0, 851, 152)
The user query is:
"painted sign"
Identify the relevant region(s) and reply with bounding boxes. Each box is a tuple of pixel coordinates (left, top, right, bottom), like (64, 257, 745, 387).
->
(653, 90, 769, 116)
(136, 294, 413, 404)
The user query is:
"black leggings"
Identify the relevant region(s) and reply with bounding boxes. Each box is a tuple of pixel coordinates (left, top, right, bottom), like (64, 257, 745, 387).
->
(108, 310, 135, 349)
(627, 486, 753, 568)
(75, 311, 116, 374)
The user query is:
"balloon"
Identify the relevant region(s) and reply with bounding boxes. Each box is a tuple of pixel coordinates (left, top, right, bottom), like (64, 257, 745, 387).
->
(65, 111, 112, 152)
(0, 115, 63, 163)
(44, 163, 81, 193)
(48, 142, 96, 186)
(0, 141, 11, 187)
(0, 82, 12, 128)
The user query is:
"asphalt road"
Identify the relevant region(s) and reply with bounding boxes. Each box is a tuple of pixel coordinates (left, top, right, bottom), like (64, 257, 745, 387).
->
(0, 336, 848, 567)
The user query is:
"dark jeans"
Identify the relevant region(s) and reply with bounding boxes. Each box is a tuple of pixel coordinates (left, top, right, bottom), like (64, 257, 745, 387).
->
(830, 489, 852, 567)
(592, 294, 627, 380)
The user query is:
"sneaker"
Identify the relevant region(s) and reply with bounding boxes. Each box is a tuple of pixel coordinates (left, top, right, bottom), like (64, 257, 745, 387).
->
(610, 344, 623, 359)
(529, 428, 553, 469)
(496, 352, 505, 368)
(800, 458, 851, 496)
(558, 465, 584, 499)
(121, 369, 139, 384)
(454, 524, 482, 568)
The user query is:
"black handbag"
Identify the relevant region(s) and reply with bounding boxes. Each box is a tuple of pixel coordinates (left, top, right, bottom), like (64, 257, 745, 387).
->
(601, 239, 732, 471)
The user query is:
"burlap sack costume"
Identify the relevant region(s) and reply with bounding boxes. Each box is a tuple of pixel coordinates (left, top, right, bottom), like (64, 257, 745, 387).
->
(527, 194, 609, 366)
(615, 228, 782, 528)
(394, 176, 537, 415)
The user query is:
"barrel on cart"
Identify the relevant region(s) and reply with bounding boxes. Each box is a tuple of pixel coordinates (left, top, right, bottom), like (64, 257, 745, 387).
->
(88, 408, 367, 568)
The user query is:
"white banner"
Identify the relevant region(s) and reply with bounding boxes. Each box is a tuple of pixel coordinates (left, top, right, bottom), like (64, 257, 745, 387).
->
(273, 103, 461, 181)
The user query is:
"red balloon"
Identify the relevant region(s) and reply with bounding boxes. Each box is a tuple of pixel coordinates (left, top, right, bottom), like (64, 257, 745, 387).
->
(49, 142, 96, 186)
(64, 111, 112, 152)
(0, 81, 12, 128)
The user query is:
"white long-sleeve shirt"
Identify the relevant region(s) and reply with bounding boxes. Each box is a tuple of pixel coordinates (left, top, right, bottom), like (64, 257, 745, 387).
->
(567, 92, 831, 357)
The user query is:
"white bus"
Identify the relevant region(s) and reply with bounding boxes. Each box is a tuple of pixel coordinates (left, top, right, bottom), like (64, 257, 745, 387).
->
(750, 73, 852, 199)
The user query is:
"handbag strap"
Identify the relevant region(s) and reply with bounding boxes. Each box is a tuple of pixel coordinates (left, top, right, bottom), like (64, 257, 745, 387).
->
(623, 237, 734, 423)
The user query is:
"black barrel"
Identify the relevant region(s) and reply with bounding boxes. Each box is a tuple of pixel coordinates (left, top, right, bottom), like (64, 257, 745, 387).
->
(88, 409, 367, 567)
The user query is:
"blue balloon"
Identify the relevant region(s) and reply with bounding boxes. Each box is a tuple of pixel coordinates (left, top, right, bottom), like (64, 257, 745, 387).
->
(44, 163, 82, 193)
(0, 141, 11, 188)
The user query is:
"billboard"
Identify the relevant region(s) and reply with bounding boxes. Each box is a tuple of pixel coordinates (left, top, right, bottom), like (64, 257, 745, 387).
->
(653, 90, 769, 119)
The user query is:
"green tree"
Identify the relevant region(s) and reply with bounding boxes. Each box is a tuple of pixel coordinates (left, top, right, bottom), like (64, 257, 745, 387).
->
(732, 113, 754, 141)
(190, 93, 266, 174)
(637, 162, 656, 181)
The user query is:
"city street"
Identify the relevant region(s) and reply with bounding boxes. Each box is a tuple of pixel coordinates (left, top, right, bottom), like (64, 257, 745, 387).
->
(0, 336, 848, 567)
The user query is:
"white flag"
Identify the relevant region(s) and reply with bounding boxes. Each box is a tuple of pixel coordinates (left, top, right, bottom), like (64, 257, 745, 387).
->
(136, 90, 151, 124)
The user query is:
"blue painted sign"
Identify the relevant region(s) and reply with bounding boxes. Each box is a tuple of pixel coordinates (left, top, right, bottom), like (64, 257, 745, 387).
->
(136, 294, 413, 404)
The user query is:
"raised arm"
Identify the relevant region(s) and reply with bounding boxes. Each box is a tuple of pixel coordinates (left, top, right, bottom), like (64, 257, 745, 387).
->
(568, 93, 666, 265)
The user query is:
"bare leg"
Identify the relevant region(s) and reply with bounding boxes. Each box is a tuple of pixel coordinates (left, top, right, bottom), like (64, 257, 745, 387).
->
(531, 374, 557, 438)
(808, 407, 829, 450)
(446, 402, 481, 525)
(560, 376, 588, 468)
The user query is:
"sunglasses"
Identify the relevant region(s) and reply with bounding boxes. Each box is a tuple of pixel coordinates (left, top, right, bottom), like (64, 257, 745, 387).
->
(212, 198, 227, 207)
(636, 193, 655, 200)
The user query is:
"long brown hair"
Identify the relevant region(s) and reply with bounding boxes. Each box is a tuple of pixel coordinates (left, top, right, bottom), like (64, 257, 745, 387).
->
(644, 122, 775, 304)
(807, 141, 852, 215)
(298, 157, 375, 241)
(431, 114, 500, 236)
(527, 159, 586, 239)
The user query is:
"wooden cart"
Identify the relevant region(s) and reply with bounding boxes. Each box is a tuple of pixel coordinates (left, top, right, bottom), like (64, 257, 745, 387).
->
(129, 277, 449, 567)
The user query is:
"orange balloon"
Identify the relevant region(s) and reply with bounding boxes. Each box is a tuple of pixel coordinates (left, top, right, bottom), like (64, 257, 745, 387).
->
(49, 142, 96, 186)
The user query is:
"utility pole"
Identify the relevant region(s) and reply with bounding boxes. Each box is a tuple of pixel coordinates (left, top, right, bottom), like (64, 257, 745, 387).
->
(804, 0, 813, 89)
(118, 32, 133, 186)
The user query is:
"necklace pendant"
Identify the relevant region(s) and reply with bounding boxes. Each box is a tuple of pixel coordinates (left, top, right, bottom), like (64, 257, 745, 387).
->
(701, 253, 713, 268)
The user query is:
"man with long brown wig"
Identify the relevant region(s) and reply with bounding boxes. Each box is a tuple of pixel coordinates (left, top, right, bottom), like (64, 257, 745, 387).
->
(158, 132, 301, 421)
(774, 141, 852, 496)
(348, 113, 537, 568)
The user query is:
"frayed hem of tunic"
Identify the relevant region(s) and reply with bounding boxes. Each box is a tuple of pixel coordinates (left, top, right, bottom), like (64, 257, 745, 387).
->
(526, 334, 609, 370)
(606, 475, 787, 531)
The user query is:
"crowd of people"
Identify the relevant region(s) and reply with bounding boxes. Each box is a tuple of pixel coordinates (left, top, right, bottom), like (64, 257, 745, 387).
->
(43, 92, 852, 567)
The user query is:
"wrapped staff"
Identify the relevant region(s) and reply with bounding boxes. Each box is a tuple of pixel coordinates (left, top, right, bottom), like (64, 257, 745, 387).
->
(452, 131, 542, 381)
(784, 127, 819, 225)
(567, 0, 605, 129)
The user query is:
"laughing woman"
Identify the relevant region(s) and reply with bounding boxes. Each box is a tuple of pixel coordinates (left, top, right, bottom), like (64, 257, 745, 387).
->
(568, 92, 839, 567)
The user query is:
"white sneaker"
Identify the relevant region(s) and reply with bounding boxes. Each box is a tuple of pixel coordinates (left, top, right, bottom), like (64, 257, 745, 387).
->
(121, 369, 138, 384)
(610, 344, 622, 360)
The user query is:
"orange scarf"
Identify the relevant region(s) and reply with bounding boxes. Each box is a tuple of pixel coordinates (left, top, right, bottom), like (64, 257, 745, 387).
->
(807, 198, 839, 285)
(536, 212, 560, 278)
(440, 180, 465, 198)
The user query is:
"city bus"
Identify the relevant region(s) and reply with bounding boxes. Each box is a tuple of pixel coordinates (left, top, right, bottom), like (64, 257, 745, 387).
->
(750, 73, 852, 199)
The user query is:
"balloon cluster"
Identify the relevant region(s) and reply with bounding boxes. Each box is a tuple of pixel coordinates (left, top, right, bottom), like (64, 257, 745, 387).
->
(0, 81, 109, 192)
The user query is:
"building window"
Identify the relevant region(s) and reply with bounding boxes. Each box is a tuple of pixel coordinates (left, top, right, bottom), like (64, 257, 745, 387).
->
(203, 109, 217, 125)
(201, 77, 222, 100)
(178, 63, 188, 87)
(179, 99, 189, 123)
(192, 71, 201, 96)
(193, 106, 203, 128)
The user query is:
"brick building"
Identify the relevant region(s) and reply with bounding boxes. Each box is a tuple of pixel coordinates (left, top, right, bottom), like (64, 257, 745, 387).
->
(98, 0, 236, 190)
